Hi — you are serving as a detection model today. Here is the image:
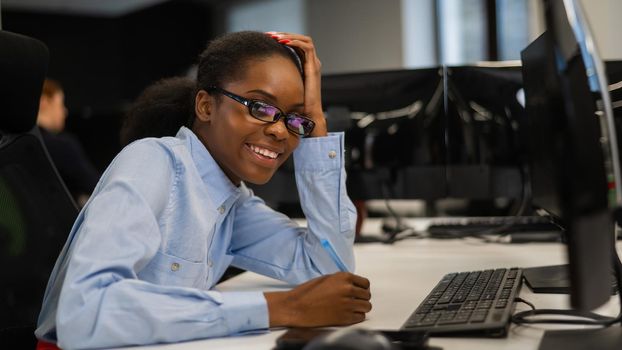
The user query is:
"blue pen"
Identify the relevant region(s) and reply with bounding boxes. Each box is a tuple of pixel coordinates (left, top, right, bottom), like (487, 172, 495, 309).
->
(320, 239, 348, 272)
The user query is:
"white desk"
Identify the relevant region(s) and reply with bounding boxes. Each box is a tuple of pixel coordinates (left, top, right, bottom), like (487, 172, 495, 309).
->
(124, 219, 621, 350)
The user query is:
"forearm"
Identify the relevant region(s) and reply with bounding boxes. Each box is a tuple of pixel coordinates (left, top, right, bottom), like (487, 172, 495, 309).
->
(56, 280, 268, 349)
(294, 132, 357, 271)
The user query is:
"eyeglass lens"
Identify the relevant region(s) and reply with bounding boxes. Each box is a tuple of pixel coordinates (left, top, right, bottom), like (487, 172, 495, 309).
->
(250, 101, 313, 136)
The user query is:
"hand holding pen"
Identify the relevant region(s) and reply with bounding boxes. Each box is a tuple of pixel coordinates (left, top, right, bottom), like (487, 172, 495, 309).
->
(264, 272, 372, 327)
(265, 234, 370, 327)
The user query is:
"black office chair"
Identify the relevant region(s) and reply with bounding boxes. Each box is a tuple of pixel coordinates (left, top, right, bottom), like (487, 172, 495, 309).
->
(0, 30, 79, 346)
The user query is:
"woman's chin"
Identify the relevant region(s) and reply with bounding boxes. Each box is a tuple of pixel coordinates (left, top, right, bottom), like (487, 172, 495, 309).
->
(241, 171, 275, 186)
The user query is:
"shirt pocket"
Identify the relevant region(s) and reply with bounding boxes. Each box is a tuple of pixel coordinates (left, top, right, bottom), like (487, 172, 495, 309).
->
(139, 250, 207, 289)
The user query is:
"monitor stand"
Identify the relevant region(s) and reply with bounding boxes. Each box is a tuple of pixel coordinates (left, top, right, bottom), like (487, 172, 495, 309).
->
(523, 264, 618, 294)
(538, 326, 622, 350)
(522, 264, 573, 293)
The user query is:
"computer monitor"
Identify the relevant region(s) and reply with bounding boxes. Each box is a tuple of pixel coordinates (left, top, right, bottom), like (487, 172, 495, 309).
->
(443, 64, 525, 202)
(321, 67, 446, 201)
(320, 65, 526, 204)
(521, 0, 621, 317)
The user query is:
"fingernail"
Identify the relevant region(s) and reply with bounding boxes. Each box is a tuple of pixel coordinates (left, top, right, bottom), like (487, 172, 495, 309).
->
(278, 39, 290, 44)
(271, 35, 282, 39)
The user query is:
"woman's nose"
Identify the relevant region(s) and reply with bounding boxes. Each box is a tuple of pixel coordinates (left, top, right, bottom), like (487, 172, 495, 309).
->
(264, 118, 290, 140)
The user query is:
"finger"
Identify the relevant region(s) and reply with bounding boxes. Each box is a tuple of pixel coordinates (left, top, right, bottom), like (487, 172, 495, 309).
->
(265, 34, 317, 60)
(349, 274, 371, 289)
(350, 285, 372, 300)
(346, 298, 372, 313)
(266, 32, 313, 43)
(281, 40, 319, 67)
(349, 312, 367, 324)
(265, 33, 314, 52)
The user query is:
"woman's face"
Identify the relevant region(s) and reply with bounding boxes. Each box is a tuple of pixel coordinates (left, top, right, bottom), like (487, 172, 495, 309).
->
(194, 55, 304, 185)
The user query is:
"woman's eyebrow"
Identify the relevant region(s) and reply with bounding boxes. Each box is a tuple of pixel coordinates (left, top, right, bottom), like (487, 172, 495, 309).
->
(246, 89, 304, 109)
(246, 89, 276, 101)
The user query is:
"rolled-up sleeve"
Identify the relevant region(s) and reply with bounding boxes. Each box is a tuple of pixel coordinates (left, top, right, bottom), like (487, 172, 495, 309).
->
(229, 132, 357, 284)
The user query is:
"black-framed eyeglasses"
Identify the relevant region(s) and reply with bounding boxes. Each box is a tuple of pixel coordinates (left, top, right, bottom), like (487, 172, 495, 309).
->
(206, 86, 315, 137)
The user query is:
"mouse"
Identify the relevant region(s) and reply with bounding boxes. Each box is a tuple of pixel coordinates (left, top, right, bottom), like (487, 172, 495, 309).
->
(303, 328, 393, 350)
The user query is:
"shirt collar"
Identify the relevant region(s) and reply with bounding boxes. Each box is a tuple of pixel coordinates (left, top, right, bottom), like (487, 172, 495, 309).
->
(176, 126, 240, 207)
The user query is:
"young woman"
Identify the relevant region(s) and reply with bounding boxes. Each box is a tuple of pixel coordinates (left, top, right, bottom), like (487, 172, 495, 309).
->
(35, 31, 371, 349)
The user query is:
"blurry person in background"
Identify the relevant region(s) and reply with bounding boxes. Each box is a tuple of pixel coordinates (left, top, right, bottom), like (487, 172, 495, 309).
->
(37, 78, 100, 206)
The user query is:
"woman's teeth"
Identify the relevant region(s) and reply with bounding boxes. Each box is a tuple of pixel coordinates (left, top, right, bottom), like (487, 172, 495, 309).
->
(249, 144, 278, 159)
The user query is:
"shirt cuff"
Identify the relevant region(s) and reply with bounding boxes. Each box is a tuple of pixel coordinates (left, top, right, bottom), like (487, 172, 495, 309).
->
(293, 132, 344, 171)
(220, 291, 269, 334)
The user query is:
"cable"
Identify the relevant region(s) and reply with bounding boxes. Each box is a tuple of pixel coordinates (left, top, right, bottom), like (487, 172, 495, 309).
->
(510, 214, 622, 329)
(379, 180, 427, 244)
(512, 308, 620, 326)
(515, 297, 536, 311)
(511, 295, 621, 327)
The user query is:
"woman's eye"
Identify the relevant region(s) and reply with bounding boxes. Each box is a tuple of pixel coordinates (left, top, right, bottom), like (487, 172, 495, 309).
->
(253, 103, 278, 118)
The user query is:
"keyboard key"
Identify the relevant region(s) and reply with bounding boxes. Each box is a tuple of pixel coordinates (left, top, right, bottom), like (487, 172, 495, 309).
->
(453, 311, 472, 323)
(405, 314, 426, 326)
(470, 310, 488, 322)
(477, 300, 493, 309)
(420, 312, 442, 326)
(462, 301, 478, 310)
(415, 304, 433, 314)
(495, 299, 508, 308)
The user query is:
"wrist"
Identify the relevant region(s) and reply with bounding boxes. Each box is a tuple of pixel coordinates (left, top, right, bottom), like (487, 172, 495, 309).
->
(264, 291, 294, 327)
(309, 114, 328, 137)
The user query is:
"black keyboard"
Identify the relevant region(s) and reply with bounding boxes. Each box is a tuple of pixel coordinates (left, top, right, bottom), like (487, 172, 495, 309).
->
(402, 268, 523, 337)
(427, 216, 562, 235)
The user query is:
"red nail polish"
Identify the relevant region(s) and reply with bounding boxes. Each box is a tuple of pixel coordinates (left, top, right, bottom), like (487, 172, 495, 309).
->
(278, 39, 290, 44)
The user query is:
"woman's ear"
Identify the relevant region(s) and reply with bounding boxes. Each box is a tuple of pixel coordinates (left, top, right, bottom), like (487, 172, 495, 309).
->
(195, 90, 212, 123)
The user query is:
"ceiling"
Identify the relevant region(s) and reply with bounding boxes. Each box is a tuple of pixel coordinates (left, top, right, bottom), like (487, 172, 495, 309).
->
(0, 0, 172, 17)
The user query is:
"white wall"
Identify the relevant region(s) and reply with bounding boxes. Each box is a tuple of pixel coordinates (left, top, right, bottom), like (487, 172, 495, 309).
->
(579, 0, 622, 60)
(306, 0, 404, 74)
(401, 0, 437, 68)
(226, 0, 305, 34)
(222, 0, 621, 74)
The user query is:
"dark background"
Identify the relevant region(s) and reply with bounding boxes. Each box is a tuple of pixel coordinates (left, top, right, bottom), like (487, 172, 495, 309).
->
(2, 0, 213, 170)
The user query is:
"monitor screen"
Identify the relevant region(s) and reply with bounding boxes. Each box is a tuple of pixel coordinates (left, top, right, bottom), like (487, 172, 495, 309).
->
(521, 0, 617, 311)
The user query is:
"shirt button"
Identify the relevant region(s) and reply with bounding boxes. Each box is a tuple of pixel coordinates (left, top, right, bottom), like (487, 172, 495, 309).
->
(171, 262, 180, 271)
(328, 150, 337, 159)
(217, 205, 225, 214)
(208, 260, 213, 268)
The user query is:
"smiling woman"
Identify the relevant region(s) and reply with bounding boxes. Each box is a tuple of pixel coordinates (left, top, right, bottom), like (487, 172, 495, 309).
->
(34, 31, 370, 349)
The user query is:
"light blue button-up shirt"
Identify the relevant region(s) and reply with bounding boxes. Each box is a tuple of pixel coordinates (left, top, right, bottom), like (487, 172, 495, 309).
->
(35, 127, 356, 349)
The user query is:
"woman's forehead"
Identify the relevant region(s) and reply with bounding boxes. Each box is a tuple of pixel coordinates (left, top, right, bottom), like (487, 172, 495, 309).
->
(226, 56, 304, 102)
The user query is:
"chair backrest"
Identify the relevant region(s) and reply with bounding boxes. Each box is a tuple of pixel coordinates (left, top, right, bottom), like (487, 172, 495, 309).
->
(0, 30, 79, 329)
